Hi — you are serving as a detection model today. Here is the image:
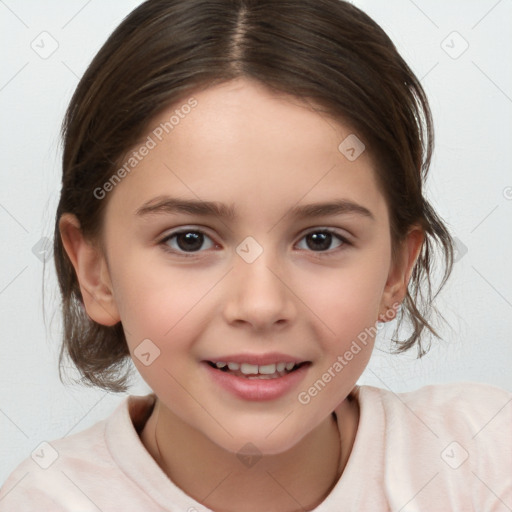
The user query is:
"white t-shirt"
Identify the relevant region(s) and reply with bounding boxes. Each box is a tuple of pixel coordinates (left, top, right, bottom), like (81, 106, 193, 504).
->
(1, 381, 511, 511)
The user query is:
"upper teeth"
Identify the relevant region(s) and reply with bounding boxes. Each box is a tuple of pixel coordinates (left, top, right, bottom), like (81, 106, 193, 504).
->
(215, 362, 296, 374)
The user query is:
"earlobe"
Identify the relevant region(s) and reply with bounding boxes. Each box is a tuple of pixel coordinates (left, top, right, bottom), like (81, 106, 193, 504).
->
(59, 213, 121, 326)
(378, 226, 425, 322)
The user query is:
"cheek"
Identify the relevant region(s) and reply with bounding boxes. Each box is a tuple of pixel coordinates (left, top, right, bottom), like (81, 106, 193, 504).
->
(293, 250, 389, 404)
(118, 270, 205, 403)
(297, 255, 389, 337)
(111, 257, 220, 391)
(111, 253, 214, 340)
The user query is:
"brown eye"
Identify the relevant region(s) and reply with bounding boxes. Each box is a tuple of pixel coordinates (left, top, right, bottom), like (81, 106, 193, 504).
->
(161, 229, 215, 254)
(297, 230, 349, 253)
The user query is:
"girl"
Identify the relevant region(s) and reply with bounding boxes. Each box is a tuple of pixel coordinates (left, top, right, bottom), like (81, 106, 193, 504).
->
(1, 0, 510, 510)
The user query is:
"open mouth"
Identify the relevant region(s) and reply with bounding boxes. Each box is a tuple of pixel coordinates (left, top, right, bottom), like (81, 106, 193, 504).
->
(206, 361, 310, 380)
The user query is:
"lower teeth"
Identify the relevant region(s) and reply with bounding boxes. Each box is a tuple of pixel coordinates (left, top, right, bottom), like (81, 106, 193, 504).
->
(246, 373, 283, 380)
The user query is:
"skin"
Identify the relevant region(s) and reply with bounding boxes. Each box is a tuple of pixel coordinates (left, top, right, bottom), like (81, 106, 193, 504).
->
(60, 77, 424, 512)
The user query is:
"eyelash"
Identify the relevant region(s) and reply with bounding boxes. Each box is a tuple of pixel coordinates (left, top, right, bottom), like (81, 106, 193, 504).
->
(158, 227, 352, 258)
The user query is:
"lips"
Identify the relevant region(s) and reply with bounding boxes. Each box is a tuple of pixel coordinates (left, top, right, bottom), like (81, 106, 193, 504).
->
(203, 356, 311, 401)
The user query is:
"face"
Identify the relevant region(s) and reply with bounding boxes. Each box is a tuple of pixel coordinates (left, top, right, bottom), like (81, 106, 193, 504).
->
(87, 78, 406, 454)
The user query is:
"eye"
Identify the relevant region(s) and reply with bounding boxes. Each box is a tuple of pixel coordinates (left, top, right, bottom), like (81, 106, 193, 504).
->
(296, 229, 350, 253)
(159, 227, 350, 257)
(160, 228, 216, 255)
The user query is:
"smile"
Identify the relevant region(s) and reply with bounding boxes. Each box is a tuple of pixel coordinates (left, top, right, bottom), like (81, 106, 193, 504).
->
(206, 361, 307, 379)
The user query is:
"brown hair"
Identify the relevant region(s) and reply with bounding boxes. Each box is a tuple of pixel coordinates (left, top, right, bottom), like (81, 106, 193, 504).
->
(52, 0, 454, 392)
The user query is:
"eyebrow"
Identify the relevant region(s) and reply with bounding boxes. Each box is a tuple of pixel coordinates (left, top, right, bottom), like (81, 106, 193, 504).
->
(135, 195, 375, 221)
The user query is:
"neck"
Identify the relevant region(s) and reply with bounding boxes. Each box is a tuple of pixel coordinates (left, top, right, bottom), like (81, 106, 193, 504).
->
(140, 396, 358, 512)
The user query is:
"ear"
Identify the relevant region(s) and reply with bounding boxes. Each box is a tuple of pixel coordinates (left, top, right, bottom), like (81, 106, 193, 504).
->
(59, 213, 121, 326)
(378, 225, 425, 322)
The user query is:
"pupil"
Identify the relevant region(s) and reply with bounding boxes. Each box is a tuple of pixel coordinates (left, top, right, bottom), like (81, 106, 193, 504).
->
(175, 232, 332, 252)
(307, 232, 331, 251)
(177, 232, 203, 252)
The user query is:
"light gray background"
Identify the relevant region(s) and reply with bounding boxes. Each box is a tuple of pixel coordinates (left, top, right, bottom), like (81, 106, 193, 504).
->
(1, 0, 511, 485)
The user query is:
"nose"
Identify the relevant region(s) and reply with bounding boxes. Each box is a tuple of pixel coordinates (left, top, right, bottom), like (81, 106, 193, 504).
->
(222, 245, 297, 331)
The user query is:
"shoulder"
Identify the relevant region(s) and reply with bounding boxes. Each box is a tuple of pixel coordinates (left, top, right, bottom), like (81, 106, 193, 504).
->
(354, 381, 512, 510)
(360, 380, 512, 433)
(357, 380, 512, 451)
(0, 419, 108, 510)
(0, 394, 149, 510)
(361, 379, 511, 409)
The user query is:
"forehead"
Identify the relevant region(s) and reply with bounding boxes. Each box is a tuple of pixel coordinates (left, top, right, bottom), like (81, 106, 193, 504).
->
(105, 78, 387, 224)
